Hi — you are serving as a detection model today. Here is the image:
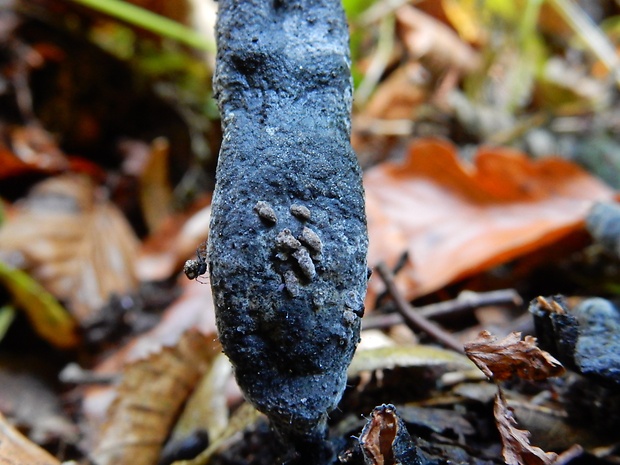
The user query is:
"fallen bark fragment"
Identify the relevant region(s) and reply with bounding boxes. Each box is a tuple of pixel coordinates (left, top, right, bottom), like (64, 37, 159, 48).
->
(530, 296, 620, 388)
(208, 0, 368, 460)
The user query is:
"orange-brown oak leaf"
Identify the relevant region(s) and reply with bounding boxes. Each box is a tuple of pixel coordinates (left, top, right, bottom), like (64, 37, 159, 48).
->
(364, 138, 614, 307)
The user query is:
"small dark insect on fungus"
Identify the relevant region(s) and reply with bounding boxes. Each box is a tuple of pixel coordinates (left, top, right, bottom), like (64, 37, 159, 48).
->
(183, 243, 208, 281)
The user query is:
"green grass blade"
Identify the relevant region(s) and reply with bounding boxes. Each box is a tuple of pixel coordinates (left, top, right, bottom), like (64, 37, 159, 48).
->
(67, 0, 215, 52)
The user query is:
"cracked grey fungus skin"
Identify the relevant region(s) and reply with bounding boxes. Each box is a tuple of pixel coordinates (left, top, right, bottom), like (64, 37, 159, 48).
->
(208, 0, 368, 450)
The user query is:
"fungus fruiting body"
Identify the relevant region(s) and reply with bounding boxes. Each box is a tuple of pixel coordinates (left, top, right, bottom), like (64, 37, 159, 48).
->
(208, 0, 368, 459)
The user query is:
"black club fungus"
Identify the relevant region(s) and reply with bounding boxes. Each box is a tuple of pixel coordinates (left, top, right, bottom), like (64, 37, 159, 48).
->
(208, 0, 368, 459)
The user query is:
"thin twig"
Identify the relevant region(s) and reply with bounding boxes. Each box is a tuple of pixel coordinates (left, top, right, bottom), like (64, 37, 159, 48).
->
(363, 288, 522, 331)
(59, 363, 118, 385)
(375, 262, 465, 353)
(420, 288, 522, 319)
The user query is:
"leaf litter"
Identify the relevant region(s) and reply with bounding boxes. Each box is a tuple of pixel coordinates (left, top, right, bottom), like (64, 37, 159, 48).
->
(1, 1, 620, 464)
(0, 411, 61, 465)
(90, 330, 220, 465)
(364, 138, 615, 307)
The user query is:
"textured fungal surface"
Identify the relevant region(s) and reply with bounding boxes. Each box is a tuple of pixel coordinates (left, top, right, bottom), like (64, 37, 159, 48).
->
(209, 0, 368, 449)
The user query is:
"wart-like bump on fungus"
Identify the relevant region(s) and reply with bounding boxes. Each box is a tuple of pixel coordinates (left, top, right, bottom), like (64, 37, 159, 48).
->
(208, 0, 368, 462)
(254, 200, 278, 224)
(290, 204, 311, 221)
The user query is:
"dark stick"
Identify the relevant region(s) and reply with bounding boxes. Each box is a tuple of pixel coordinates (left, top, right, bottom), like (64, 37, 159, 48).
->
(363, 289, 522, 330)
(375, 262, 465, 353)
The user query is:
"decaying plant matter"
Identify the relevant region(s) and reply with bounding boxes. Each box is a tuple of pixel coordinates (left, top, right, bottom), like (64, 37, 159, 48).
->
(208, 0, 368, 461)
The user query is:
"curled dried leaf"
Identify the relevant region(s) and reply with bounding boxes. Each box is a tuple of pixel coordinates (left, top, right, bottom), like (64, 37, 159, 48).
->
(0, 411, 61, 465)
(396, 5, 480, 75)
(359, 404, 418, 465)
(464, 331, 565, 382)
(360, 405, 397, 465)
(494, 389, 558, 465)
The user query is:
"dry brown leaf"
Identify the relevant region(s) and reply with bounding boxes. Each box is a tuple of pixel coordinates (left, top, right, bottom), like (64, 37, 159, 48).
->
(0, 174, 139, 321)
(138, 137, 173, 233)
(396, 5, 480, 76)
(359, 405, 399, 465)
(464, 331, 564, 382)
(83, 276, 218, 432)
(352, 63, 425, 160)
(0, 411, 61, 465)
(169, 353, 233, 448)
(364, 138, 615, 306)
(359, 404, 418, 465)
(360, 63, 427, 122)
(90, 330, 220, 465)
(174, 402, 263, 465)
(494, 389, 558, 465)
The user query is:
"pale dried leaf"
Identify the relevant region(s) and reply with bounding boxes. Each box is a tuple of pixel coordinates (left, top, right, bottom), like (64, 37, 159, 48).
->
(0, 174, 139, 321)
(91, 330, 219, 465)
(139, 137, 173, 233)
(349, 344, 476, 378)
(83, 277, 218, 432)
(396, 5, 480, 76)
(173, 402, 263, 465)
(494, 389, 558, 465)
(169, 353, 233, 446)
(464, 331, 565, 381)
(0, 411, 61, 465)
